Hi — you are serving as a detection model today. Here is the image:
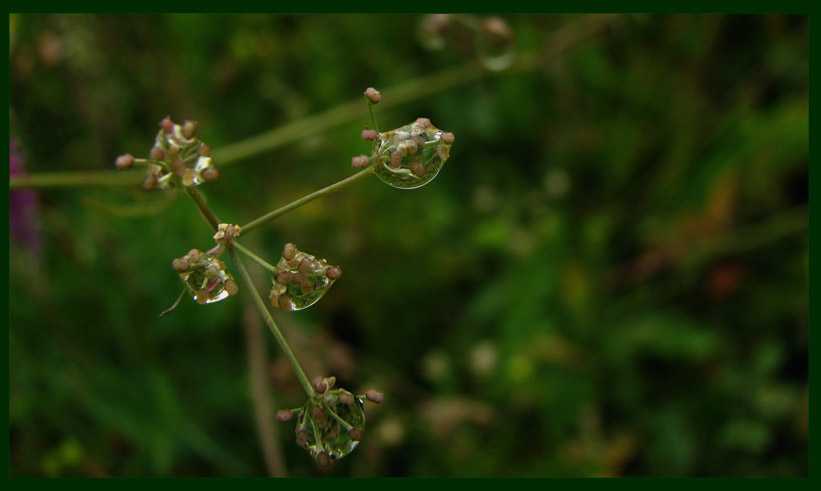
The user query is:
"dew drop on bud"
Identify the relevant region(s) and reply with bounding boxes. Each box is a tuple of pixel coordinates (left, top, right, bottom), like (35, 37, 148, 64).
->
(270, 245, 341, 311)
(373, 119, 453, 189)
(477, 16, 516, 71)
(295, 388, 366, 463)
(176, 249, 237, 304)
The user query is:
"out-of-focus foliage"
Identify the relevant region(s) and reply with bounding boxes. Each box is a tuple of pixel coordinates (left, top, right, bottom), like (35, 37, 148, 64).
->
(9, 14, 807, 477)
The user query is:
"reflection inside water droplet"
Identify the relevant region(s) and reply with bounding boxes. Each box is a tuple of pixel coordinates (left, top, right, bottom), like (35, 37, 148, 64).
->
(270, 246, 339, 311)
(372, 118, 453, 190)
(295, 390, 366, 463)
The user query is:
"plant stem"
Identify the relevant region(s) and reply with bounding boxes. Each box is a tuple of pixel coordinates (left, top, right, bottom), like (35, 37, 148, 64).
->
(241, 166, 375, 234)
(229, 246, 317, 398)
(366, 98, 380, 133)
(233, 242, 278, 274)
(186, 187, 221, 231)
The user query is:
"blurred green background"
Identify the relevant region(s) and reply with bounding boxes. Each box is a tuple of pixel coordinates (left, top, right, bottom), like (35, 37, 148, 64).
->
(8, 14, 808, 477)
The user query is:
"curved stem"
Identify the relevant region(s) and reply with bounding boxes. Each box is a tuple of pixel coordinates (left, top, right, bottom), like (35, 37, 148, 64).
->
(229, 246, 316, 398)
(233, 241, 278, 274)
(241, 166, 375, 235)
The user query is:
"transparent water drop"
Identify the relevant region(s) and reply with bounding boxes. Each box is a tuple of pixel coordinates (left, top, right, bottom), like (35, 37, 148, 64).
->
(269, 244, 340, 312)
(476, 17, 515, 71)
(295, 389, 366, 463)
(372, 118, 454, 190)
(174, 249, 237, 304)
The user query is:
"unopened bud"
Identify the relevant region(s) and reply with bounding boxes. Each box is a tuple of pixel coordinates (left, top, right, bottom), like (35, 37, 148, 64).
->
(283, 243, 297, 261)
(142, 172, 159, 191)
(415, 117, 431, 128)
(115, 153, 134, 170)
(389, 151, 402, 169)
(171, 158, 186, 176)
(198, 143, 211, 157)
(482, 16, 512, 40)
(182, 120, 198, 139)
(149, 145, 165, 162)
(196, 289, 209, 305)
(201, 166, 220, 181)
(275, 409, 294, 422)
(326, 267, 342, 280)
(172, 257, 190, 272)
(347, 428, 364, 442)
(352, 154, 370, 169)
(313, 376, 328, 394)
(311, 405, 327, 421)
(361, 129, 379, 140)
(224, 279, 239, 296)
(316, 451, 331, 468)
(364, 87, 381, 104)
(159, 116, 175, 134)
(410, 160, 426, 178)
(338, 391, 354, 405)
(296, 431, 310, 447)
(365, 389, 384, 404)
(440, 132, 455, 144)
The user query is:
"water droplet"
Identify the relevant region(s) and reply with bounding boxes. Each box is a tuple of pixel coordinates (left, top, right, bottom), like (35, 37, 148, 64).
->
(373, 118, 453, 190)
(175, 249, 237, 304)
(295, 389, 366, 463)
(270, 245, 339, 311)
(476, 17, 515, 71)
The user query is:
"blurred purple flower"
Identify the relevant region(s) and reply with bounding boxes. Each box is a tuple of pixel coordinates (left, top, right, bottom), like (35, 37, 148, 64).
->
(10, 139, 41, 254)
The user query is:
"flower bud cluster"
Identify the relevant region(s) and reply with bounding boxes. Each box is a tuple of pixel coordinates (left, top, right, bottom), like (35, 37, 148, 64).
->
(115, 116, 219, 191)
(213, 223, 241, 245)
(370, 117, 454, 189)
(269, 243, 341, 312)
(173, 248, 238, 304)
(278, 379, 384, 468)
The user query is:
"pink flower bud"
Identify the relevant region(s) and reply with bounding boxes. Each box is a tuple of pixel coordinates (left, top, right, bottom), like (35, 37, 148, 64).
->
(361, 129, 379, 140)
(364, 87, 381, 104)
(115, 153, 134, 170)
(159, 116, 175, 133)
(275, 409, 294, 422)
(365, 389, 384, 404)
(352, 154, 371, 169)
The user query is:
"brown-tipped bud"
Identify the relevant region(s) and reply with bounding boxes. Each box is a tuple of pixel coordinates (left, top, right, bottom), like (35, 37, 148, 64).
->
(347, 428, 364, 442)
(364, 87, 381, 104)
(166, 145, 179, 159)
(415, 117, 432, 128)
(326, 267, 342, 280)
(196, 289, 209, 305)
(313, 376, 328, 394)
(149, 146, 165, 162)
(316, 451, 331, 469)
(200, 166, 219, 181)
(387, 151, 401, 169)
(352, 154, 371, 169)
(283, 243, 297, 261)
(440, 131, 455, 145)
(410, 160, 427, 178)
(276, 271, 292, 284)
(115, 153, 134, 170)
(224, 279, 239, 296)
(278, 294, 293, 312)
(311, 405, 327, 421)
(411, 135, 426, 149)
(365, 389, 384, 404)
(298, 258, 313, 276)
(275, 409, 294, 422)
(198, 143, 211, 157)
(172, 257, 190, 272)
(171, 158, 186, 176)
(296, 431, 310, 447)
(338, 391, 354, 405)
(182, 120, 198, 139)
(160, 116, 175, 134)
(142, 172, 159, 191)
(361, 129, 379, 140)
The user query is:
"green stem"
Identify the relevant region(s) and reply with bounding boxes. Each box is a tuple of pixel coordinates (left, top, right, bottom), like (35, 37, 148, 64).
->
(233, 241, 278, 274)
(366, 98, 380, 134)
(241, 166, 375, 234)
(186, 187, 221, 231)
(228, 246, 316, 398)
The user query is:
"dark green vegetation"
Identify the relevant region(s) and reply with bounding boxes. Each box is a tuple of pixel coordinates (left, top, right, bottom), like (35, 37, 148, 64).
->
(9, 14, 807, 477)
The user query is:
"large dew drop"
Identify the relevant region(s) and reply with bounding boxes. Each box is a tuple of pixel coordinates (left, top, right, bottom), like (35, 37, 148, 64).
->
(173, 249, 238, 304)
(373, 118, 454, 190)
(295, 389, 366, 464)
(269, 244, 341, 312)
